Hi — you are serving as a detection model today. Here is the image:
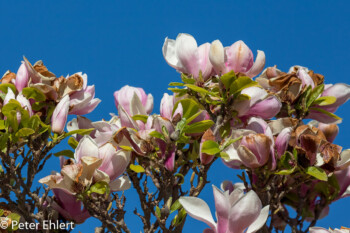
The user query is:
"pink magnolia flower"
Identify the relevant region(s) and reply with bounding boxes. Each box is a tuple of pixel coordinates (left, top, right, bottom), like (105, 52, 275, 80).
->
(275, 127, 292, 157)
(209, 40, 265, 78)
(179, 185, 269, 233)
(334, 166, 350, 199)
(307, 83, 350, 124)
(68, 73, 101, 115)
(162, 33, 213, 81)
(114, 85, 153, 130)
(74, 136, 131, 188)
(51, 188, 90, 223)
(51, 95, 70, 134)
(67, 116, 119, 146)
(223, 117, 276, 170)
(4, 88, 33, 122)
(160, 93, 183, 120)
(15, 63, 29, 92)
(233, 86, 281, 120)
(310, 227, 350, 233)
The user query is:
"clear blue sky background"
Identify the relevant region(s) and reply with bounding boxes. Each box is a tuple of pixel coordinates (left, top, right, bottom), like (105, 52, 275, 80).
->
(0, 1, 349, 232)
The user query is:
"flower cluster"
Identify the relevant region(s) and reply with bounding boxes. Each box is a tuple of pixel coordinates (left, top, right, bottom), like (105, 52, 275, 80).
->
(2, 33, 349, 232)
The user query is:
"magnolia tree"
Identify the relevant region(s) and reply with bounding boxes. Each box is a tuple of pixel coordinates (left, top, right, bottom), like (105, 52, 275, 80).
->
(0, 34, 349, 233)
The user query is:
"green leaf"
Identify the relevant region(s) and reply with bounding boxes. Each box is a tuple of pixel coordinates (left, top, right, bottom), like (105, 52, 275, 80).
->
(306, 84, 324, 108)
(2, 100, 23, 117)
(175, 118, 187, 132)
(132, 115, 148, 123)
(305, 166, 328, 181)
(169, 82, 184, 86)
(184, 84, 210, 95)
(27, 115, 41, 129)
(170, 199, 182, 213)
(221, 136, 243, 150)
(119, 145, 133, 151)
(181, 73, 196, 84)
(0, 120, 5, 130)
(0, 165, 3, 173)
(15, 128, 35, 137)
(155, 206, 161, 218)
(88, 181, 110, 195)
(312, 96, 337, 106)
(172, 208, 187, 227)
(185, 110, 203, 125)
(130, 164, 145, 173)
(0, 209, 3, 216)
(54, 150, 74, 158)
(229, 76, 258, 95)
(183, 120, 214, 134)
(275, 168, 296, 175)
(173, 99, 200, 120)
(309, 107, 342, 121)
(175, 173, 185, 185)
(0, 83, 16, 94)
(68, 137, 79, 149)
(65, 128, 95, 138)
(201, 140, 221, 155)
(0, 133, 9, 150)
(218, 152, 230, 160)
(168, 88, 187, 95)
(149, 130, 165, 141)
(22, 87, 46, 101)
(220, 71, 236, 89)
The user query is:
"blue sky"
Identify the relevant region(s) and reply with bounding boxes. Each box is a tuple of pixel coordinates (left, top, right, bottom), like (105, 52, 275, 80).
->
(0, 1, 349, 232)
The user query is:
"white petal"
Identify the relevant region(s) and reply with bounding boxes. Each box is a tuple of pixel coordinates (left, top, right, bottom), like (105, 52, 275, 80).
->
(337, 149, 350, 170)
(179, 196, 216, 230)
(74, 136, 99, 163)
(162, 37, 183, 71)
(130, 92, 147, 116)
(246, 205, 270, 233)
(110, 175, 131, 192)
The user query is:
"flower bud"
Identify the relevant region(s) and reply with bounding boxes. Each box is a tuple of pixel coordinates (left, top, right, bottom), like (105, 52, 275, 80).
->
(51, 95, 70, 133)
(209, 40, 225, 74)
(15, 63, 29, 92)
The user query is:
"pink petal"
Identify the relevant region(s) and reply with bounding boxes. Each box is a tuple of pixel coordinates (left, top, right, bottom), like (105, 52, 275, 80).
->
(246, 50, 266, 78)
(228, 191, 262, 233)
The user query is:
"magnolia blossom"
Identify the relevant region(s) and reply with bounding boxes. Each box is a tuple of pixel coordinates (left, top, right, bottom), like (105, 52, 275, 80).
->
(308, 83, 350, 124)
(40, 136, 131, 193)
(223, 117, 276, 170)
(68, 73, 101, 115)
(335, 166, 350, 199)
(67, 115, 119, 146)
(209, 40, 265, 77)
(233, 86, 281, 120)
(15, 63, 29, 92)
(114, 85, 153, 130)
(160, 93, 183, 120)
(179, 184, 269, 233)
(310, 227, 350, 233)
(163, 33, 213, 81)
(4, 88, 33, 117)
(51, 188, 90, 223)
(51, 95, 70, 133)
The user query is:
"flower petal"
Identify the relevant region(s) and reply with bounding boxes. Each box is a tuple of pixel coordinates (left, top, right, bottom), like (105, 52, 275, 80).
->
(246, 205, 270, 233)
(213, 186, 230, 233)
(74, 136, 99, 163)
(179, 196, 216, 231)
(110, 175, 131, 192)
(246, 50, 266, 78)
(228, 191, 262, 233)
